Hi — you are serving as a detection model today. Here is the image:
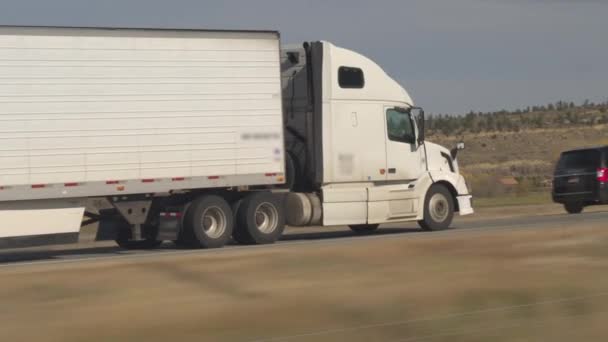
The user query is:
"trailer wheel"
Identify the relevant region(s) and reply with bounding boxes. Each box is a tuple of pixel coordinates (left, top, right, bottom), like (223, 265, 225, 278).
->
(234, 192, 285, 245)
(115, 225, 163, 250)
(182, 195, 233, 249)
(418, 184, 455, 231)
(349, 224, 379, 234)
(564, 202, 584, 214)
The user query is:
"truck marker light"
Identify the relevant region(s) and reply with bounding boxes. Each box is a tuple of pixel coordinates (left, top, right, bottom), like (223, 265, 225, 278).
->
(172, 177, 185, 181)
(208, 176, 220, 180)
(597, 168, 608, 182)
(142, 179, 155, 183)
(160, 212, 183, 218)
(31, 184, 46, 189)
(106, 180, 120, 185)
(265, 173, 277, 177)
(117, 186, 125, 191)
(64, 183, 79, 187)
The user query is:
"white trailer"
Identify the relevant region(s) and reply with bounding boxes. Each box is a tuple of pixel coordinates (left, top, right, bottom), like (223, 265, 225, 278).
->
(0, 26, 473, 250)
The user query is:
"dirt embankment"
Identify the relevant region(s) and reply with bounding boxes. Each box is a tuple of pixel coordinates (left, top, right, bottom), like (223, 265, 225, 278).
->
(430, 125, 608, 196)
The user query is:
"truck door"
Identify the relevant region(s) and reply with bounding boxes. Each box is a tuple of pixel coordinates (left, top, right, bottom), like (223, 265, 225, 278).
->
(366, 106, 424, 224)
(384, 107, 424, 182)
(330, 102, 388, 182)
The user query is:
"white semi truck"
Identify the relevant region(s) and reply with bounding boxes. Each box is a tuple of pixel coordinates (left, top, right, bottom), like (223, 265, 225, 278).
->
(0, 26, 473, 250)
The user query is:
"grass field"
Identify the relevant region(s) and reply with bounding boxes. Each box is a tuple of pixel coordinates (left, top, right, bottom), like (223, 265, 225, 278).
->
(430, 124, 608, 201)
(1, 222, 607, 341)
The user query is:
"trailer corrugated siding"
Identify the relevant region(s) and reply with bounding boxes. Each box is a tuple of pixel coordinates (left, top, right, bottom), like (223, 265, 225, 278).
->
(0, 27, 284, 200)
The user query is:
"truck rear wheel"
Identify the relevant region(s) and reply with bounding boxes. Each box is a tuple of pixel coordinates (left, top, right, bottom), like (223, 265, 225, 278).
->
(182, 195, 234, 249)
(233, 192, 285, 245)
(564, 202, 584, 214)
(419, 184, 455, 231)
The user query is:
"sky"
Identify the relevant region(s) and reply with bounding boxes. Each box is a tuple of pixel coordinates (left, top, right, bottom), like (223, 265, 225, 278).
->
(0, 0, 607, 115)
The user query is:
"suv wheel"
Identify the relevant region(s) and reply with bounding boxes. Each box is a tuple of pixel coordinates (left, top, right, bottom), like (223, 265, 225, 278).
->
(564, 202, 584, 214)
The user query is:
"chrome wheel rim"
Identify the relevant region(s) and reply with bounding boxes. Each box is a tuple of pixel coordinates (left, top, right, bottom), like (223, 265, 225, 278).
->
(429, 193, 449, 223)
(202, 206, 226, 239)
(255, 202, 279, 234)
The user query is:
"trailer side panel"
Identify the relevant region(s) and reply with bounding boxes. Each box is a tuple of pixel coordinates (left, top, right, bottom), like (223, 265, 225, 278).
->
(0, 27, 284, 201)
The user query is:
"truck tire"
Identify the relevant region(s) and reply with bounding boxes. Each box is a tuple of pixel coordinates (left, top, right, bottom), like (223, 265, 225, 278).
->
(182, 195, 234, 249)
(115, 224, 163, 250)
(233, 192, 285, 245)
(564, 202, 584, 214)
(349, 224, 379, 234)
(418, 184, 455, 231)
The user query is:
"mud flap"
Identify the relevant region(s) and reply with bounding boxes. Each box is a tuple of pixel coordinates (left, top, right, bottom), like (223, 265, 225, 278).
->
(457, 195, 474, 216)
(157, 211, 182, 241)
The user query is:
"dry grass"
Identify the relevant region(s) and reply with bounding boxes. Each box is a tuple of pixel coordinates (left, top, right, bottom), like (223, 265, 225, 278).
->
(474, 192, 551, 208)
(1, 221, 608, 341)
(430, 126, 608, 200)
(431, 125, 608, 180)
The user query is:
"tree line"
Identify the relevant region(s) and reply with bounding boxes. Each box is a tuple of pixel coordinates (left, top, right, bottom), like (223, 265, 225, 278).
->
(426, 100, 608, 136)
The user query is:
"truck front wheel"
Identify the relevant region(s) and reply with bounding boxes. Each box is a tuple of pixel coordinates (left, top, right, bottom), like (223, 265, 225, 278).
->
(419, 184, 455, 231)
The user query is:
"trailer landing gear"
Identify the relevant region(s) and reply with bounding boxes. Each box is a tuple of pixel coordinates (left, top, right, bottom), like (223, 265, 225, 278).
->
(115, 225, 162, 250)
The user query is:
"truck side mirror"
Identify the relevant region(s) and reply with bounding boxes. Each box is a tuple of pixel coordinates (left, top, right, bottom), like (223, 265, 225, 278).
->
(451, 142, 465, 159)
(417, 125, 425, 146)
(416, 108, 425, 146)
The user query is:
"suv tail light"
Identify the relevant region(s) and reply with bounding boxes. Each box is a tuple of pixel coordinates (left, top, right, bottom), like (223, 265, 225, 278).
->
(597, 168, 608, 182)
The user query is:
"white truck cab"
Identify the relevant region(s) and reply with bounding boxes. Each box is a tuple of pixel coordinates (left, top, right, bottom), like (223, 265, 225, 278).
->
(282, 41, 473, 231)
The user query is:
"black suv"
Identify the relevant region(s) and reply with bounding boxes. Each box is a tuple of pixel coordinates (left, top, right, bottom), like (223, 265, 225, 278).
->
(553, 146, 608, 214)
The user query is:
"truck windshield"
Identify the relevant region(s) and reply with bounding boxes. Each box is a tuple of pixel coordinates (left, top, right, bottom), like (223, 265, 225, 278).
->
(556, 150, 600, 172)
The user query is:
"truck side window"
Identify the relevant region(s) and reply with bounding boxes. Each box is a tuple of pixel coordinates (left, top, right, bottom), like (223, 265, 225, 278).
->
(386, 109, 415, 144)
(338, 66, 364, 88)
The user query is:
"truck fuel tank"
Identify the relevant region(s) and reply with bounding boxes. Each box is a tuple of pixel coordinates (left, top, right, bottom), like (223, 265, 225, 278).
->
(285, 193, 322, 226)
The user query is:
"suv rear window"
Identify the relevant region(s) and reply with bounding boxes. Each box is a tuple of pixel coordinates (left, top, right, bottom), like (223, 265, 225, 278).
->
(556, 150, 600, 172)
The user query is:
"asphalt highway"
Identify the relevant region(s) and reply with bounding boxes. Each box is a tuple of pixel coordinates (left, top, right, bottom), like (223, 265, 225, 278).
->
(1, 208, 606, 268)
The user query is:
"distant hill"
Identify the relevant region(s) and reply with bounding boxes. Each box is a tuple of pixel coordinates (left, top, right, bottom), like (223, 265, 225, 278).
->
(426, 100, 608, 197)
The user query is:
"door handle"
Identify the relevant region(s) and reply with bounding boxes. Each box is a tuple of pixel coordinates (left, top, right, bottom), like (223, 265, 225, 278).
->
(388, 168, 397, 174)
